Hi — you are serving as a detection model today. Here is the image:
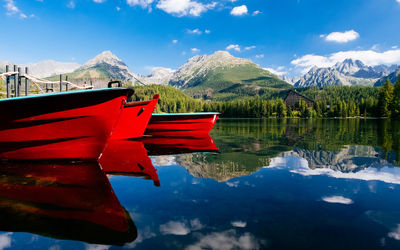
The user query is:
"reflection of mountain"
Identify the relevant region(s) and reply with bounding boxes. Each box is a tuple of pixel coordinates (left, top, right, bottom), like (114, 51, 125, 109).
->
(175, 153, 270, 182)
(266, 146, 400, 184)
(0, 162, 137, 245)
(282, 145, 395, 172)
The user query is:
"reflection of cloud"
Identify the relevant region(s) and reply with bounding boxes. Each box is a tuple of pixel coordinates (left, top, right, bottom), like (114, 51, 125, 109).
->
(186, 230, 259, 250)
(85, 245, 110, 250)
(151, 156, 176, 166)
(388, 224, 400, 240)
(160, 221, 190, 235)
(226, 181, 239, 188)
(265, 155, 400, 185)
(124, 226, 156, 248)
(160, 219, 205, 236)
(190, 219, 204, 230)
(231, 221, 247, 228)
(0, 233, 11, 250)
(322, 196, 353, 205)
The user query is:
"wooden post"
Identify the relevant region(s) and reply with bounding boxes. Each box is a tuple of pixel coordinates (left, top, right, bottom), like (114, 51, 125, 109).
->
(13, 65, 17, 97)
(17, 67, 21, 97)
(59, 74, 62, 92)
(65, 75, 69, 91)
(25, 67, 29, 96)
(5, 65, 10, 98)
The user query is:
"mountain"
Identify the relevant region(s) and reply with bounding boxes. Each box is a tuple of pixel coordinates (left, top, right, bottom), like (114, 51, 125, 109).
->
(64, 51, 136, 80)
(170, 51, 292, 100)
(0, 60, 79, 77)
(136, 67, 175, 85)
(374, 66, 400, 86)
(295, 59, 397, 87)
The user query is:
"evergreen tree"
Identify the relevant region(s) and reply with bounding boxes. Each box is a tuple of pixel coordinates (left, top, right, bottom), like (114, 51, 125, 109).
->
(392, 76, 400, 118)
(378, 79, 394, 117)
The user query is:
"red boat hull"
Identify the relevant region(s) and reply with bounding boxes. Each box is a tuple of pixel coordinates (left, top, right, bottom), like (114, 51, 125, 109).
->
(110, 94, 159, 140)
(0, 162, 137, 245)
(0, 88, 133, 161)
(140, 134, 219, 156)
(99, 139, 160, 186)
(145, 112, 219, 137)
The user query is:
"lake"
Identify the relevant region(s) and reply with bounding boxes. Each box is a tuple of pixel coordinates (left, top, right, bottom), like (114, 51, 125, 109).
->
(1, 118, 400, 250)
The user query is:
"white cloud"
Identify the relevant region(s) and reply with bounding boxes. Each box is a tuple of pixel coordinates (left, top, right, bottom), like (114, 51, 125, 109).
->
(226, 44, 241, 52)
(205, 29, 211, 34)
(156, 0, 217, 17)
(230, 5, 248, 16)
(93, 0, 106, 3)
(231, 221, 247, 228)
(191, 48, 200, 53)
(172, 39, 178, 44)
(322, 196, 353, 205)
(252, 10, 261, 16)
(0, 233, 11, 250)
(255, 54, 264, 59)
(244, 46, 256, 50)
(185, 230, 260, 250)
(264, 66, 287, 76)
(291, 49, 400, 74)
(127, 0, 154, 8)
(67, 0, 75, 8)
(4, 0, 29, 18)
(116, 6, 121, 11)
(187, 28, 202, 35)
(388, 224, 400, 240)
(397, 0, 400, 3)
(321, 30, 359, 43)
(160, 221, 191, 235)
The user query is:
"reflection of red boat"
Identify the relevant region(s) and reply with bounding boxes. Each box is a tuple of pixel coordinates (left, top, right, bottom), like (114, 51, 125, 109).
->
(0, 162, 137, 245)
(140, 134, 219, 156)
(99, 139, 160, 186)
(144, 112, 220, 136)
(0, 88, 133, 160)
(110, 95, 159, 140)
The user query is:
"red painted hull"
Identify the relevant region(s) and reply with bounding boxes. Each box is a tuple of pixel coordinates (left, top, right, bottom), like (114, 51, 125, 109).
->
(0, 88, 133, 161)
(99, 139, 160, 186)
(110, 95, 159, 140)
(140, 134, 219, 156)
(145, 112, 220, 137)
(0, 162, 137, 245)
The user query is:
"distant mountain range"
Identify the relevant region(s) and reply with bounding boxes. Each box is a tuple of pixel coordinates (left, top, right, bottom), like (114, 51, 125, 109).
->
(0, 60, 80, 77)
(294, 59, 398, 87)
(2, 51, 400, 99)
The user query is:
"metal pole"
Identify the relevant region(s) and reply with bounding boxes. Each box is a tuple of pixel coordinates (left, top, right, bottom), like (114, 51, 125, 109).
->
(65, 75, 68, 91)
(5, 65, 10, 98)
(17, 67, 21, 97)
(13, 65, 17, 97)
(59, 74, 62, 92)
(25, 67, 29, 96)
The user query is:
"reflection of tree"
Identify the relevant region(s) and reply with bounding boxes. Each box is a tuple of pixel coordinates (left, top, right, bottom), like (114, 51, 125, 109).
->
(177, 119, 400, 181)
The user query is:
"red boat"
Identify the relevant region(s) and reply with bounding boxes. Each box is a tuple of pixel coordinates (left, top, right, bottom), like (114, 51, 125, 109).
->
(0, 88, 133, 161)
(140, 134, 219, 156)
(144, 112, 220, 137)
(99, 139, 160, 186)
(0, 162, 137, 245)
(110, 94, 159, 140)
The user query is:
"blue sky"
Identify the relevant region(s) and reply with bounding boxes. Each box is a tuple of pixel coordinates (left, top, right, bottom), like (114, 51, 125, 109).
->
(1, 0, 400, 76)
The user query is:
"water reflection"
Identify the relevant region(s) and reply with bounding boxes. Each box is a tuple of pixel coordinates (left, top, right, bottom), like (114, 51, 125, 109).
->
(0, 162, 137, 245)
(1, 119, 400, 249)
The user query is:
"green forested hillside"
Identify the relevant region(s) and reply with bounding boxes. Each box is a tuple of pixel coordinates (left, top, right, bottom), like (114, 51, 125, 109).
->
(180, 64, 292, 101)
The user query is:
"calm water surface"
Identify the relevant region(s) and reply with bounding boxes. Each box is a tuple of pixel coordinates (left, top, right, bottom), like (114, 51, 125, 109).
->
(1, 119, 400, 250)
